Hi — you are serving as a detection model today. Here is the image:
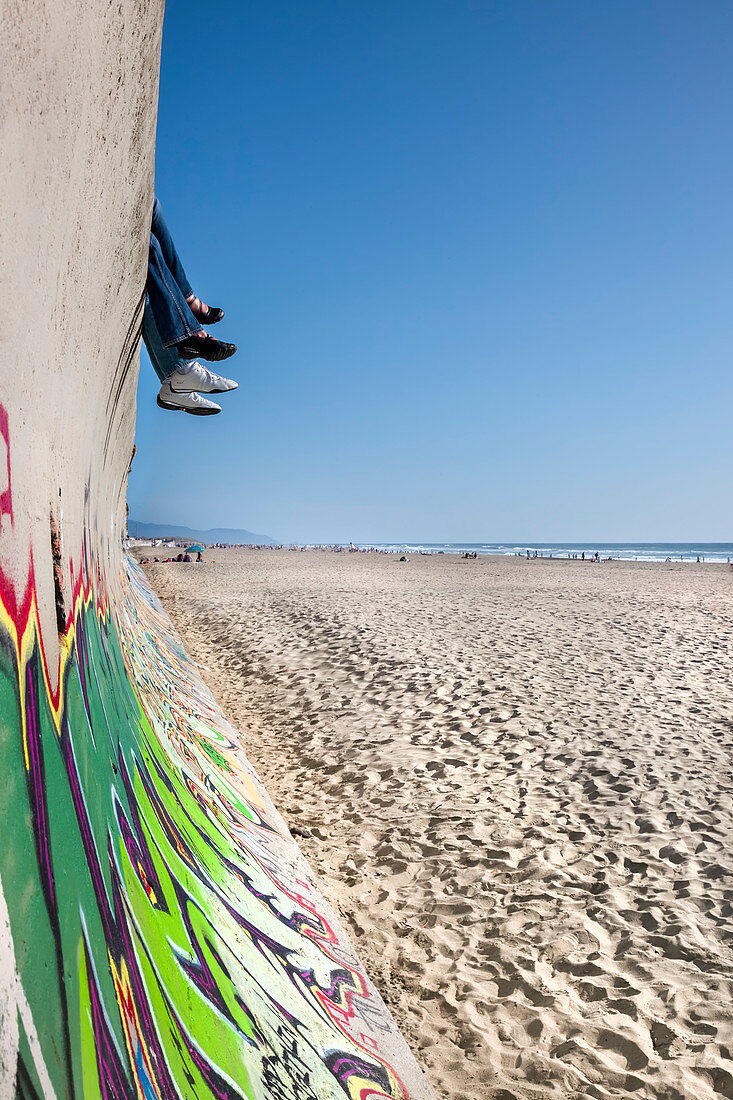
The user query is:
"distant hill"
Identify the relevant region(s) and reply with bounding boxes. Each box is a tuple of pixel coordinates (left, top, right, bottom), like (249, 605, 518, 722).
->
(128, 521, 275, 545)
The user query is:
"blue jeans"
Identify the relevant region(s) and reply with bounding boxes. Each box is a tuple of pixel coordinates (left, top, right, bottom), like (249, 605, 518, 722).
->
(146, 197, 200, 348)
(141, 299, 181, 382)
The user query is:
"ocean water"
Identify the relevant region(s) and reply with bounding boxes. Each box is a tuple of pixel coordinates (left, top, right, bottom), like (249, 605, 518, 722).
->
(359, 542, 733, 563)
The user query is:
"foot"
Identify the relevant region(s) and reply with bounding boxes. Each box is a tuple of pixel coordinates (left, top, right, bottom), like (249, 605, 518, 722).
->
(186, 294, 224, 325)
(167, 361, 237, 394)
(157, 382, 221, 415)
(175, 332, 237, 362)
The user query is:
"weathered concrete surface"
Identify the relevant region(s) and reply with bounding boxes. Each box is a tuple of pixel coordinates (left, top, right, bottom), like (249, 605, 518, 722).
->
(0, 5, 435, 1098)
(0, 0, 162, 673)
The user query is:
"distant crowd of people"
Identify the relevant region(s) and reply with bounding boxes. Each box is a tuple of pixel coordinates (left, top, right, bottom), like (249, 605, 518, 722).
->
(139, 550, 204, 564)
(134, 542, 729, 565)
(524, 549, 604, 561)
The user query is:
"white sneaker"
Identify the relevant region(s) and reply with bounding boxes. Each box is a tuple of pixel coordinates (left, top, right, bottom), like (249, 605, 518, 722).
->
(157, 381, 221, 416)
(167, 361, 238, 394)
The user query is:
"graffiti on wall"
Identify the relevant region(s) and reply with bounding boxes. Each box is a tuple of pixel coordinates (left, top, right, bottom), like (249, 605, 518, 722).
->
(0, 419, 419, 1099)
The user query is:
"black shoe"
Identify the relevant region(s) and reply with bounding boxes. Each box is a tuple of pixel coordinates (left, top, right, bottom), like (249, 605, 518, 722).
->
(176, 334, 237, 362)
(191, 304, 224, 325)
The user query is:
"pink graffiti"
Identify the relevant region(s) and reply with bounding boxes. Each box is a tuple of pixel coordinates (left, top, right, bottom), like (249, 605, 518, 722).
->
(0, 405, 12, 532)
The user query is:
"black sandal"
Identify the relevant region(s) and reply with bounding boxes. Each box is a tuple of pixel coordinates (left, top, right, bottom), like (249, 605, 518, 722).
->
(187, 296, 224, 325)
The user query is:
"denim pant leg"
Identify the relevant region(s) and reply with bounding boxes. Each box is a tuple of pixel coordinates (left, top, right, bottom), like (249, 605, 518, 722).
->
(141, 298, 181, 382)
(151, 196, 193, 299)
(146, 234, 201, 348)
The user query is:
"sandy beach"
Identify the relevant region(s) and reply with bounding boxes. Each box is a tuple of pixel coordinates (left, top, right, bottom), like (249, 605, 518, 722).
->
(141, 549, 733, 1100)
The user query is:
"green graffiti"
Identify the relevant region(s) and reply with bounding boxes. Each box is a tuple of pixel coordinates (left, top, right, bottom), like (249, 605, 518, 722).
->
(0, 552, 415, 1100)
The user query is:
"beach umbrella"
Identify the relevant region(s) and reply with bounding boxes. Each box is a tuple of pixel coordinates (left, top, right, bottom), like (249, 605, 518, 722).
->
(186, 545, 204, 553)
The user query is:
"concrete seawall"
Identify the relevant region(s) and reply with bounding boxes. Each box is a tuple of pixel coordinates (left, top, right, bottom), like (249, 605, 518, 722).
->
(0, 5, 434, 1098)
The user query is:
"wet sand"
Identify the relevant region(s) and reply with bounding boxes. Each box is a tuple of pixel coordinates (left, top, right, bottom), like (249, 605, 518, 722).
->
(142, 549, 733, 1100)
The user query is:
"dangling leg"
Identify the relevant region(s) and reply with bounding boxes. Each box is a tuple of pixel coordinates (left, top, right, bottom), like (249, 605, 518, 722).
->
(150, 196, 193, 297)
(141, 299, 227, 416)
(140, 296, 181, 382)
(151, 196, 224, 324)
(146, 233, 202, 348)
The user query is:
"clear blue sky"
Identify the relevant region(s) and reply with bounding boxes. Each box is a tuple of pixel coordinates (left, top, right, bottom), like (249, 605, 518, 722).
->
(130, 0, 733, 543)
